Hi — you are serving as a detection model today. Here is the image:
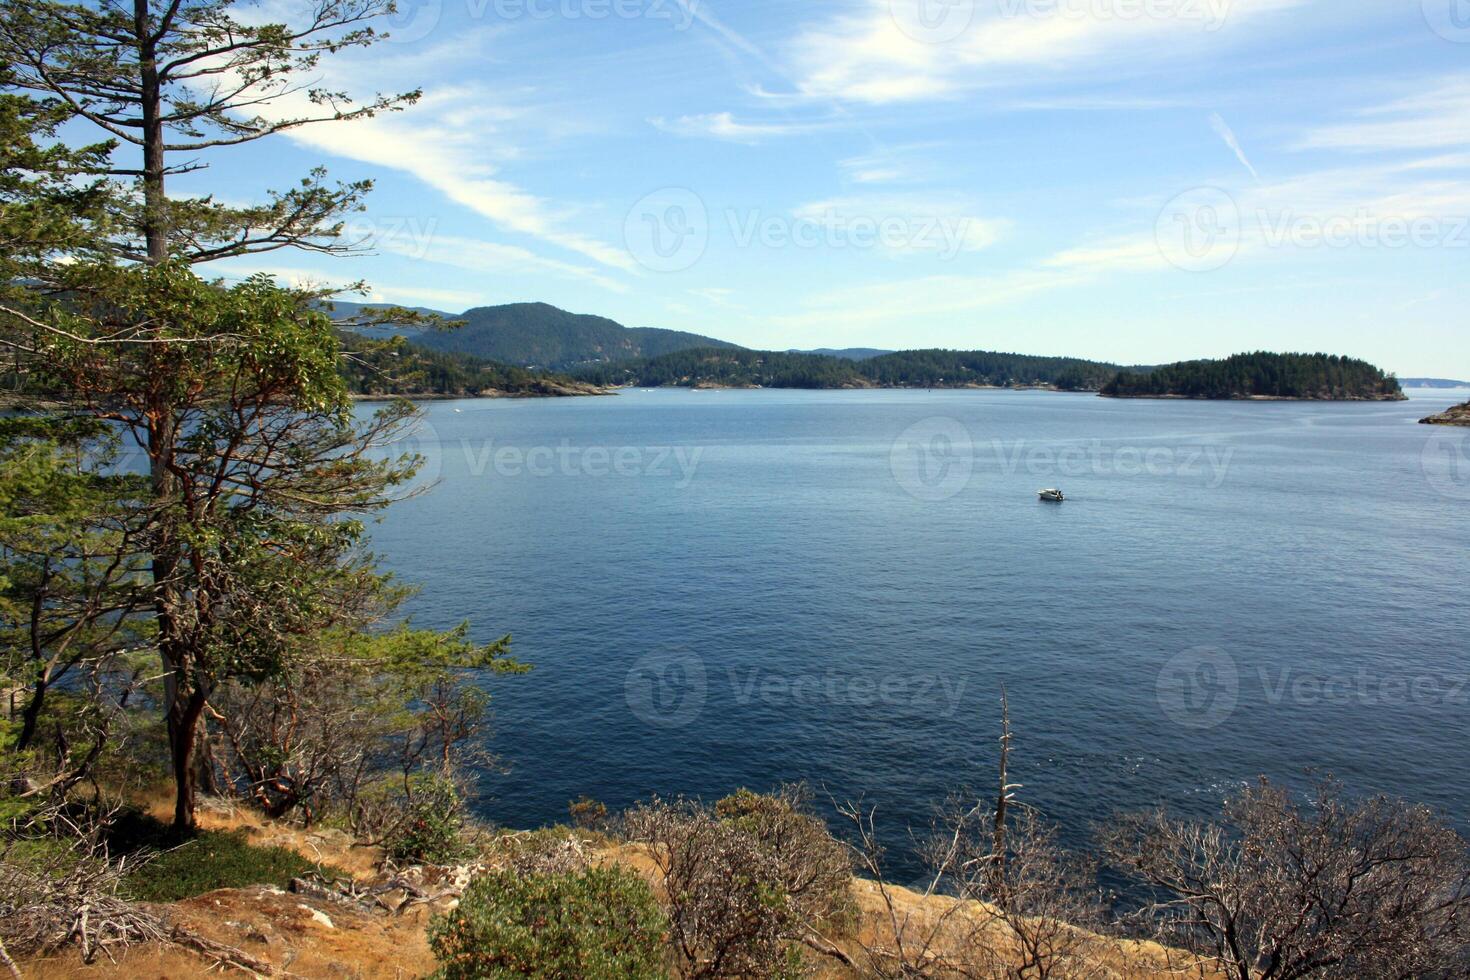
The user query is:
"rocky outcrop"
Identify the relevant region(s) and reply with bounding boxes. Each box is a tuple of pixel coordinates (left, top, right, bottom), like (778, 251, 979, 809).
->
(1420, 401, 1470, 426)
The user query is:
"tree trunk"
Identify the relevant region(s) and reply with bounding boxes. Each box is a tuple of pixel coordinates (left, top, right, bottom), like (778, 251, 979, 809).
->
(169, 685, 208, 833)
(135, 0, 196, 832)
(15, 677, 45, 751)
(135, 0, 168, 265)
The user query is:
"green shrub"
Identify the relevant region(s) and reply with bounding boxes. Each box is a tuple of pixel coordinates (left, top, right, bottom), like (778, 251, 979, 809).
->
(385, 774, 468, 865)
(429, 865, 667, 979)
(122, 828, 335, 901)
(568, 795, 608, 829)
(714, 786, 853, 928)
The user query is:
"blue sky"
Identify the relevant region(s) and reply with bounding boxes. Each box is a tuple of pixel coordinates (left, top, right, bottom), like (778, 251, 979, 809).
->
(201, 0, 1470, 376)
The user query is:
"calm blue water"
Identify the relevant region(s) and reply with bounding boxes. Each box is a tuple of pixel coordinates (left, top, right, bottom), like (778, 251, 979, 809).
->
(365, 387, 1470, 862)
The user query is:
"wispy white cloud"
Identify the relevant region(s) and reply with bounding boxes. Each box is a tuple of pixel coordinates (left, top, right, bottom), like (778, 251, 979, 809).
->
(838, 144, 951, 185)
(779, 0, 1305, 105)
(649, 111, 833, 142)
(689, 287, 741, 307)
(234, 24, 635, 274)
(281, 87, 637, 272)
(373, 232, 629, 293)
(673, 0, 769, 62)
(1297, 77, 1470, 152)
(365, 284, 487, 309)
(208, 262, 484, 311)
(771, 267, 1091, 331)
(1210, 112, 1260, 180)
(773, 145, 1470, 332)
(791, 194, 1010, 256)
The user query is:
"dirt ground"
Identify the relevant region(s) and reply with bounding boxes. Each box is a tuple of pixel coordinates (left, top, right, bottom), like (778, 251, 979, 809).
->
(14, 804, 1215, 979)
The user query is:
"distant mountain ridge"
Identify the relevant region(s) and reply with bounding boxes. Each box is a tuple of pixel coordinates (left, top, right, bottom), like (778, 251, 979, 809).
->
(788, 347, 893, 361)
(1402, 378, 1470, 388)
(330, 301, 738, 372)
(575, 346, 1131, 391)
(323, 300, 738, 370)
(320, 300, 1407, 402)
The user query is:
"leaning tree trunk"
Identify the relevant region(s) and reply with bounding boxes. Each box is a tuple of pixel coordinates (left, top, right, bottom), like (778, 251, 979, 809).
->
(167, 685, 210, 832)
(136, 0, 199, 831)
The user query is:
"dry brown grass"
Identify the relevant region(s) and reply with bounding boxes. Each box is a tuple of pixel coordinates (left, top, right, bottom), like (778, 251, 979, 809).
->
(14, 811, 1216, 979)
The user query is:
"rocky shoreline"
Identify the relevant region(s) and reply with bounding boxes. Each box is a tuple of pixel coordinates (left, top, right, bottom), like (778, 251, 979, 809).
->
(1420, 400, 1470, 426)
(352, 379, 610, 402)
(1102, 392, 1408, 401)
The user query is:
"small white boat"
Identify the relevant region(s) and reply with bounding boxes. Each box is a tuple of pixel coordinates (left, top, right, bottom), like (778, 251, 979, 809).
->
(1038, 488, 1065, 502)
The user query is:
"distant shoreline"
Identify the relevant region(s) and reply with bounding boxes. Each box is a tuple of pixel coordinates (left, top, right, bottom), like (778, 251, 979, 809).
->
(1420, 401, 1470, 426)
(1100, 392, 1407, 402)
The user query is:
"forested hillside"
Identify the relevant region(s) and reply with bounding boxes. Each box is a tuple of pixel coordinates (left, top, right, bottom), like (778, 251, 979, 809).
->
(576, 346, 1130, 390)
(337, 331, 601, 398)
(1101, 352, 1404, 400)
(403, 302, 736, 370)
(861, 349, 1126, 390)
(575, 347, 870, 388)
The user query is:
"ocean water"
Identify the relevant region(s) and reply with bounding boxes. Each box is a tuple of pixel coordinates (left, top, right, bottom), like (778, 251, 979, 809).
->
(365, 386, 1470, 862)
